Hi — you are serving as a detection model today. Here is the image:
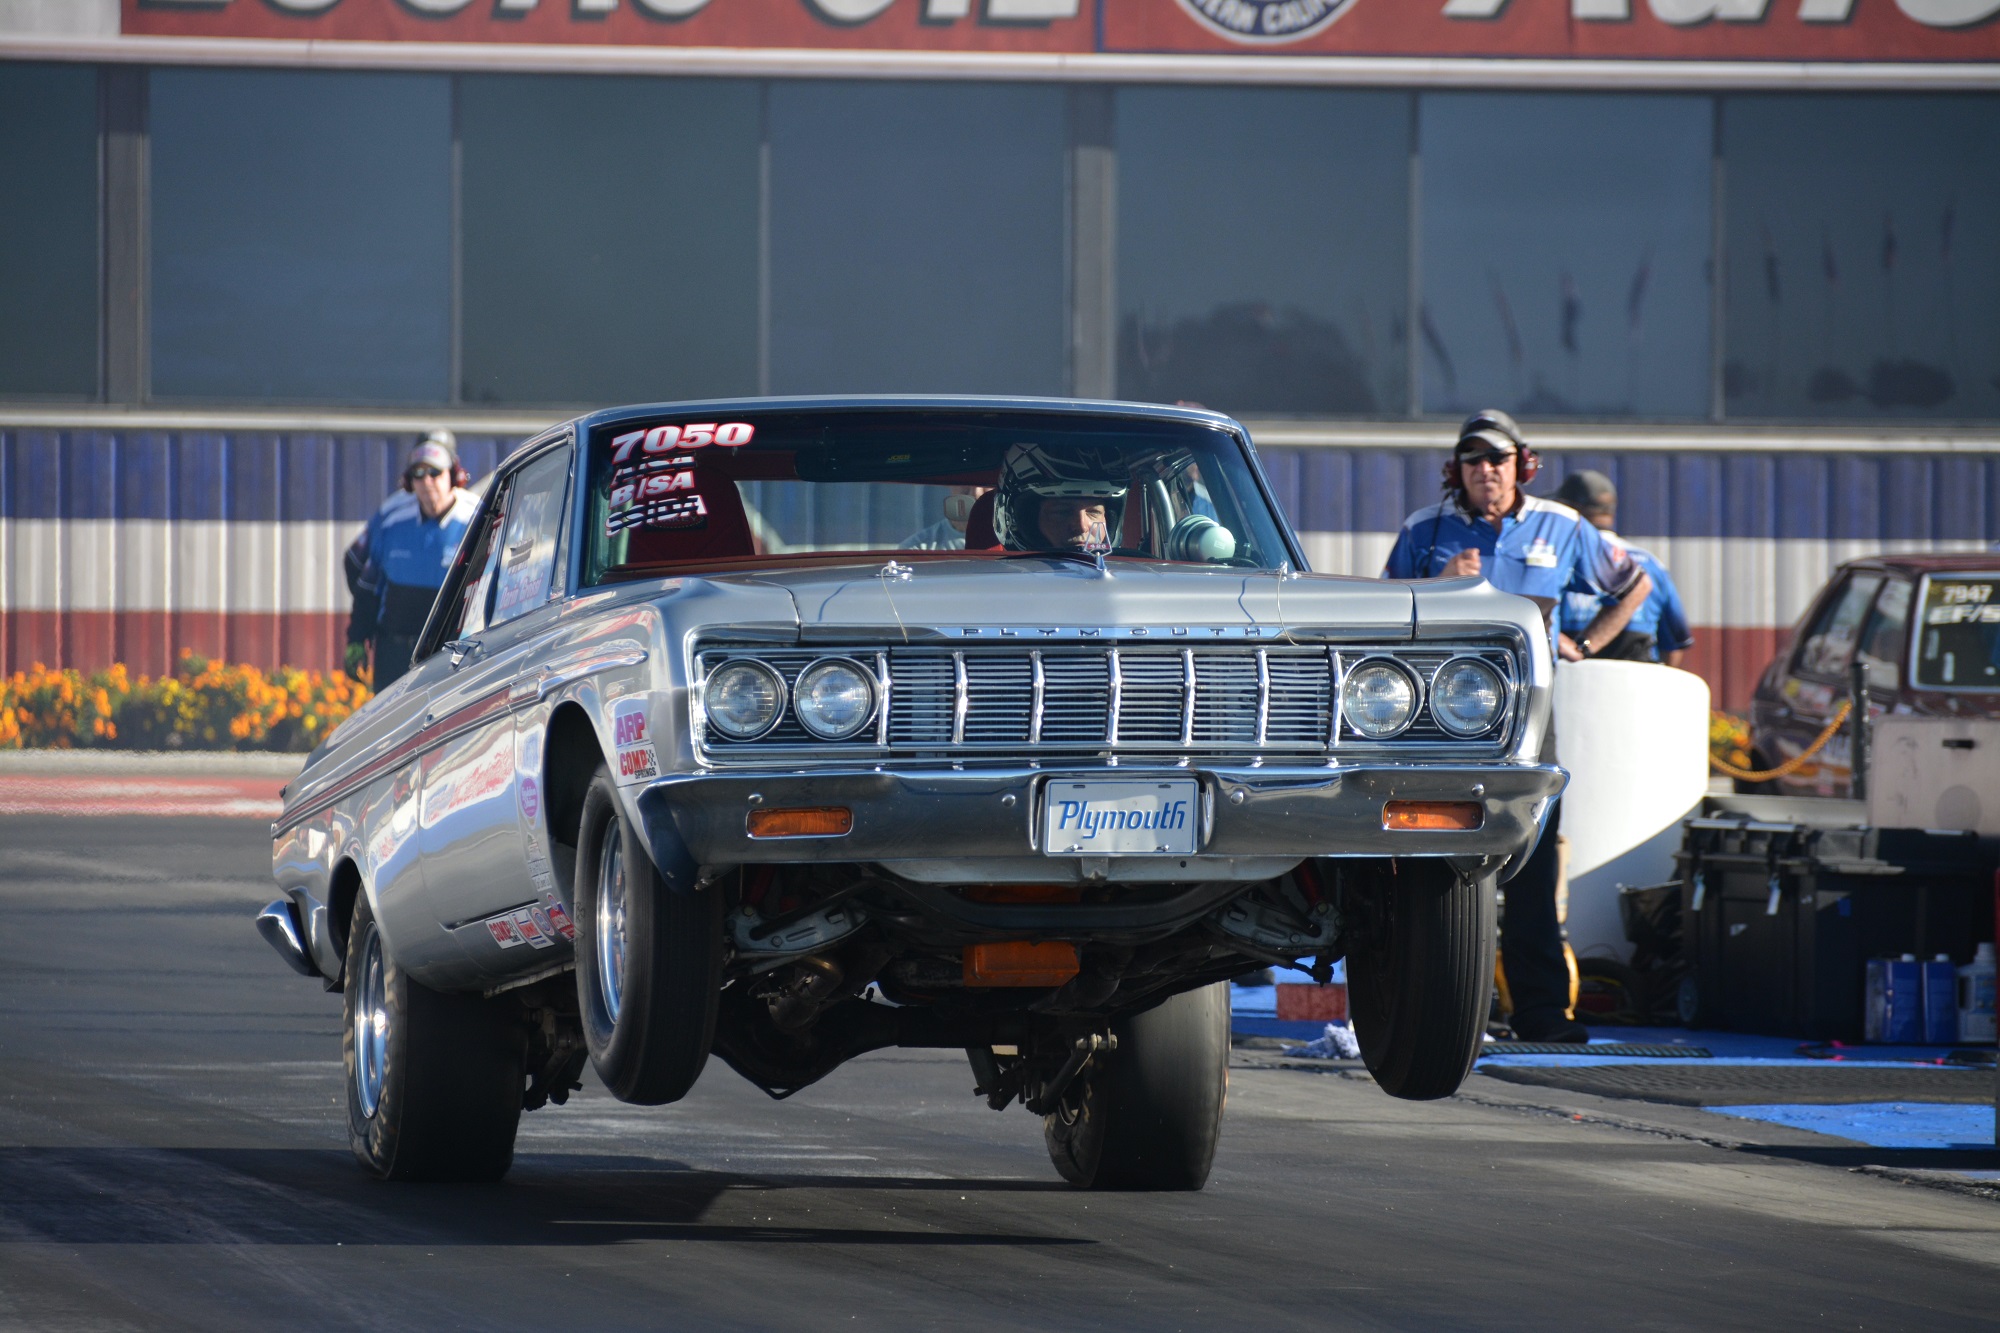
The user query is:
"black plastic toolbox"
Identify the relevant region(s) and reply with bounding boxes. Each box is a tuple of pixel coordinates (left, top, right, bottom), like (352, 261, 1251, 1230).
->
(1674, 795, 1997, 1040)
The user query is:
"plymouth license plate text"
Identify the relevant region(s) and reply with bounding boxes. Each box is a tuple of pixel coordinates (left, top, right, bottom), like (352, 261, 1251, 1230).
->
(1043, 779, 1198, 857)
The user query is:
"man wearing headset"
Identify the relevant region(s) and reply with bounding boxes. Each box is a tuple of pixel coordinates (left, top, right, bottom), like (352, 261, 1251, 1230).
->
(1382, 410, 1651, 1043)
(343, 431, 479, 690)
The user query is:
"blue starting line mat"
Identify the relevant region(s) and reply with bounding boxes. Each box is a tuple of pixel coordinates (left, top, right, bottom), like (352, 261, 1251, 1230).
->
(1709, 1102, 1998, 1151)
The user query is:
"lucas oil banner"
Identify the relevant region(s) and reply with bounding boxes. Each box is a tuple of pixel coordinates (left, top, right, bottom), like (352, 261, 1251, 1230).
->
(122, 1, 2000, 62)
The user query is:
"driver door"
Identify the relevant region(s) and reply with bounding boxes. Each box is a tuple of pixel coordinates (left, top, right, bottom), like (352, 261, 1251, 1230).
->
(416, 443, 575, 967)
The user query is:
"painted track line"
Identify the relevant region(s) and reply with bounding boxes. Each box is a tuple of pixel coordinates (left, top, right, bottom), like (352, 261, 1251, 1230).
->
(0, 775, 284, 818)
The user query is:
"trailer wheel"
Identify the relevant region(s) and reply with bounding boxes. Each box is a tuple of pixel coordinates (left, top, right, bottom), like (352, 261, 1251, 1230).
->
(344, 894, 524, 1181)
(1347, 860, 1495, 1101)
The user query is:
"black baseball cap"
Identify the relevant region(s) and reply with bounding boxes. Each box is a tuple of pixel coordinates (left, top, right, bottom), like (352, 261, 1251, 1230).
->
(1460, 408, 1524, 449)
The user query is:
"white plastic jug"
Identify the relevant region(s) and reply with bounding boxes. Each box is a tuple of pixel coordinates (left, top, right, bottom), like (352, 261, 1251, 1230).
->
(1958, 942, 1997, 1044)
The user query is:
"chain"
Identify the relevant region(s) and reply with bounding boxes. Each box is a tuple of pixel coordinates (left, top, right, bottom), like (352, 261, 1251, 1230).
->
(1708, 700, 1854, 782)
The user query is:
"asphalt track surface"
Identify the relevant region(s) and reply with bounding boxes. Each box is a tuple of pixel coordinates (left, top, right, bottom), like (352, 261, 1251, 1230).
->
(4, 815, 1998, 1331)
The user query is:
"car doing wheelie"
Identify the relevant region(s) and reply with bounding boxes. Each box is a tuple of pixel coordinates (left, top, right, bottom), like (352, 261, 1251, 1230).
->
(259, 399, 1563, 1188)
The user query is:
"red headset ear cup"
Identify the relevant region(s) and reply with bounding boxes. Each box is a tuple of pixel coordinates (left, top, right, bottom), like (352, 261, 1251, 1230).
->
(453, 464, 471, 490)
(1518, 447, 1541, 485)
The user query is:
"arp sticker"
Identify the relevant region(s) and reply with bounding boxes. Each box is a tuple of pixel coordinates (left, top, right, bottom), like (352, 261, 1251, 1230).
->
(545, 902, 576, 941)
(487, 916, 524, 949)
(512, 907, 554, 950)
(612, 699, 660, 783)
(520, 776, 540, 821)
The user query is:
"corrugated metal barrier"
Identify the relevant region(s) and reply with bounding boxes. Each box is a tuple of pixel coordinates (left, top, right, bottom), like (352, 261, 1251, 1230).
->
(5, 426, 1997, 712)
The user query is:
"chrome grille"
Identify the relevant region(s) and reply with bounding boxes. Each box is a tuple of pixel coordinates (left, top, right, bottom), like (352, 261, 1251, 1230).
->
(963, 655, 1032, 744)
(1038, 654, 1110, 745)
(1192, 653, 1260, 744)
(886, 655, 954, 746)
(696, 642, 1514, 755)
(1115, 653, 1186, 743)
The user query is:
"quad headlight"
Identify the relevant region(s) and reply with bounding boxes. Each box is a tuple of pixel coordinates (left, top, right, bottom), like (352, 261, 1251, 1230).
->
(704, 659, 786, 741)
(1429, 657, 1507, 738)
(1341, 659, 1419, 739)
(791, 657, 877, 741)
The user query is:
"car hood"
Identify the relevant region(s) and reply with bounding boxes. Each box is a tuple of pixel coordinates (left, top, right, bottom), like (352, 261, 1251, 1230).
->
(688, 557, 1420, 641)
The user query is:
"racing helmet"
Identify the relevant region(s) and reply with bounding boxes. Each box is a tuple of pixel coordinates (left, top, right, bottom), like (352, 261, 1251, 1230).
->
(991, 441, 1130, 552)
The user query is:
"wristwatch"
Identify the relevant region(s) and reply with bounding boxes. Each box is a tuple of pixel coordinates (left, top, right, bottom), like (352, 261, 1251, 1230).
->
(1576, 637, 1596, 659)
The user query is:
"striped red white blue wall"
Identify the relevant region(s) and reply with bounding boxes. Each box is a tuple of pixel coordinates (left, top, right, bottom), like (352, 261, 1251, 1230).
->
(5, 426, 1997, 712)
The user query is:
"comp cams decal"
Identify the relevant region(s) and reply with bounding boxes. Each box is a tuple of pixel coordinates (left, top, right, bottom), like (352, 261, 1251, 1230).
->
(485, 905, 559, 951)
(612, 699, 661, 783)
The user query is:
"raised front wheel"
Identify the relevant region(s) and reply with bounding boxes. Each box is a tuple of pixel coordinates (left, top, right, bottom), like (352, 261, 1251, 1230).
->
(573, 763, 722, 1105)
(1346, 860, 1496, 1101)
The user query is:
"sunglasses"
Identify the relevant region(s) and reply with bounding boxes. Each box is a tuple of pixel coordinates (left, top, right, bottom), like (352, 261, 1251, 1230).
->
(406, 464, 445, 480)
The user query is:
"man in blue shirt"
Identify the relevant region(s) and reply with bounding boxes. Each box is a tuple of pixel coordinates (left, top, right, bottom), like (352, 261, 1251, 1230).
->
(344, 433, 480, 689)
(1554, 470, 1693, 667)
(1383, 412, 1651, 1043)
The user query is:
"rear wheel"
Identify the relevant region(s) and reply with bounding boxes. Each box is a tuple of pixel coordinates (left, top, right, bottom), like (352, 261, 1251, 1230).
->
(574, 764, 722, 1105)
(1043, 983, 1229, 1191)
(1347, 860, 1495, 1100)
(344, 894, 524, 1181)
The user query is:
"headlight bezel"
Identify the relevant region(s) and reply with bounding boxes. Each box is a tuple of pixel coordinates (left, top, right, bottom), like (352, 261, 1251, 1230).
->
(702, 658, 787, 742)
(790, 656, 879, 742)
(1340, 656, 1423, 741)
(1428, 655, 1509, 739)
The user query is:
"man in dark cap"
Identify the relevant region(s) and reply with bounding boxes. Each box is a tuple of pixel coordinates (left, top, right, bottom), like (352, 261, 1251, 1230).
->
(1554, 469, 1693, 667)
(1383, 411, 1652, 1043)
(343, 431, 478, 689)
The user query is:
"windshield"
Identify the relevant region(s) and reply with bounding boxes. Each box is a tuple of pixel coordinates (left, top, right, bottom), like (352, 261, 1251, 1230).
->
(581, 409, 1293, 585)
(1915, 574, 2000, 691)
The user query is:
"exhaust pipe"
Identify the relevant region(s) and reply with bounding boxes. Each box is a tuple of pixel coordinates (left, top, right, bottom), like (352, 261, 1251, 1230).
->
(256, 898, 319, 978)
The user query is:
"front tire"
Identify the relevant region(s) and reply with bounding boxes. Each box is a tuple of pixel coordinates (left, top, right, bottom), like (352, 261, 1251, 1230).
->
(1347, 860, 1495, 1101)
(343, 893, 524, 1181)
(573, 763, 722, 1105)
(1043, 983, 1229, 1191)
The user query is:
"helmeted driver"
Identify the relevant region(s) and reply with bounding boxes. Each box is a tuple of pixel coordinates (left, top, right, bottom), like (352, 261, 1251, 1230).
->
(992, 442, 1128, 553)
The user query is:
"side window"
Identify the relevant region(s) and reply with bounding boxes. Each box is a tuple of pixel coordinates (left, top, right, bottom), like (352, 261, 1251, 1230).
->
(1855, 579, 1912, 692)
(1796, 573, 1883, 680)
(437, 487, 509, 646)
(488, 447, 574, 629)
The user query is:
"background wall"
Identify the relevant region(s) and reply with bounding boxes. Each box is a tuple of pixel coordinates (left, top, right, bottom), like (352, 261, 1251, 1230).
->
(6, 426, 1992, 713)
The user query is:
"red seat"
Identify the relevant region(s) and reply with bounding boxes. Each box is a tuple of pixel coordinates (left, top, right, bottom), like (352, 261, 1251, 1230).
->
(623, 478, 758, 565)
(963, 490, 1001, 550)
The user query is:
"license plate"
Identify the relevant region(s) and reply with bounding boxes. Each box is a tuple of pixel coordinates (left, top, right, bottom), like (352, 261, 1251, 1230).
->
(1043, 779, 1199, 857)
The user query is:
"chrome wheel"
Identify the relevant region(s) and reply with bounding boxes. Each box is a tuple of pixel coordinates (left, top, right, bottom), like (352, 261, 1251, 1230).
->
(595, 821, 630, 1024)
(353, 921, 388, 1120)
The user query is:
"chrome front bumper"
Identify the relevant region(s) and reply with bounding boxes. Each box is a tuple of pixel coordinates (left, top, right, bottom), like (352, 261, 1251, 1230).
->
(637, 761, 1567, 879)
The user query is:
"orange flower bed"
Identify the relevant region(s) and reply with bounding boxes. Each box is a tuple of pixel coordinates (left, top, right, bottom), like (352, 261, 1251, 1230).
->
(0, 651, 372, 752)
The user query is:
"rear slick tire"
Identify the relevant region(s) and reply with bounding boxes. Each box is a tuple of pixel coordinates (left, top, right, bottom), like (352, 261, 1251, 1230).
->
(1043, 982, 1229, 1191)
(573, 764, 722, 1106)
(1347, 860, 1496, 1101)
(343, 894, 524, 1182)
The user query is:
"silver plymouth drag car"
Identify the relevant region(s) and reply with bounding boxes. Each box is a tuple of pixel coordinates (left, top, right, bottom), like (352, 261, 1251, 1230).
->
(259, 398, 1563, 1190)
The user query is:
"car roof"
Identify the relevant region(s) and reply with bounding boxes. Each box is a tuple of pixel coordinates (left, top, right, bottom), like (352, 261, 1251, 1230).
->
(1837, 553, 2000, 576)
(564, 395, 1247, 437)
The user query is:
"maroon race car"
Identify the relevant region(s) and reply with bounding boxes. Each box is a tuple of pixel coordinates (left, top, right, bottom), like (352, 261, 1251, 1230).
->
(1747, 554, 2000, 798)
